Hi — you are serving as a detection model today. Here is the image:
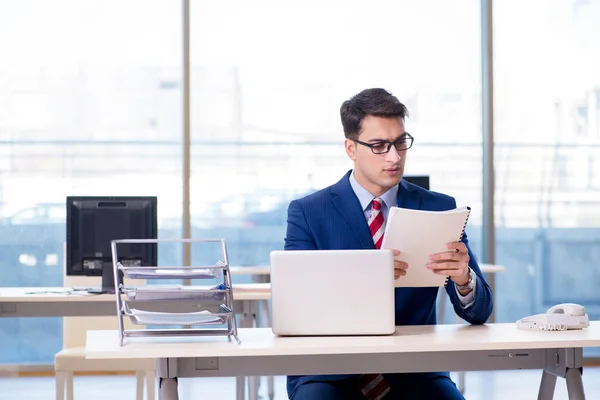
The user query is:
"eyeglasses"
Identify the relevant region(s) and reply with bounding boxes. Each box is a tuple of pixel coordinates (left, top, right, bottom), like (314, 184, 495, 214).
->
(353, 133, 414, 154)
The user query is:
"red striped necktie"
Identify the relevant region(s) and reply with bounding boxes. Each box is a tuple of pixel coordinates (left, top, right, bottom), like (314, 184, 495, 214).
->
(359, 197, 391, 399)
(368, 197, 385, 250)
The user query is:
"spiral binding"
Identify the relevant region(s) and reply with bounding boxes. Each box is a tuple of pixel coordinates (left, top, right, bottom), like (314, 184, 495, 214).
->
(444, 206, 472, 287)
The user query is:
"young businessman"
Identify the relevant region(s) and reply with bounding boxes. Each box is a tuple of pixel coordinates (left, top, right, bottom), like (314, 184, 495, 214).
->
(283, 88, 493, 399)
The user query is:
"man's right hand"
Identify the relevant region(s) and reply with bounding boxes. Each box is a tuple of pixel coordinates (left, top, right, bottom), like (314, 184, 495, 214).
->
(392, 249, 408, 279)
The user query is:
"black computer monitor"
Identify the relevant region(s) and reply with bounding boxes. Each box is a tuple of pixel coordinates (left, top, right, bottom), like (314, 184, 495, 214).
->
(66, 196, 158, 282)
(403, 175, 430, 190)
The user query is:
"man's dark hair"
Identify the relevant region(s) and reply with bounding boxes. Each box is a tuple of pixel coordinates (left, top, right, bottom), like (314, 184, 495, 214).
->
(340, 88, 409, 140)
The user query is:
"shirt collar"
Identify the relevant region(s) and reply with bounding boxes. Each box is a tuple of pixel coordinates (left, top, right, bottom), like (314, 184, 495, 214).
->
(349, 170, 399, 211)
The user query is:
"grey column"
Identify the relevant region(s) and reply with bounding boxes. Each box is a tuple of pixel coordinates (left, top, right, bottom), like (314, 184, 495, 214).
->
(182, 0, 192, 284)
(481, 0, 496, 322)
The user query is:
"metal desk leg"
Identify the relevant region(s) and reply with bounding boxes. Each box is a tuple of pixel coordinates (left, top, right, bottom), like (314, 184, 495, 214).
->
(157, 359, 179, 400)
(267, 376, 275, 400)
(259, 299, 271, 327)
(565, 368, 586, 400)
(247, 299, 260, 400)
(254, 272, 274, 400)
(159, 378, 179, 400)
(537, 370, 557, 400)
(257, 298, 275, 400)
(437, 287, 446, 324)
(236, 377, 246, 400)
(238, 299, 258, 400)
(538, 348, 586, 400)
(248, 376, 259, 400)
(458, 371, 466, 394)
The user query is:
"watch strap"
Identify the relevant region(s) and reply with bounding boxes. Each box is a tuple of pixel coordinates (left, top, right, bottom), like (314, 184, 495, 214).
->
(455, 267, 475, 291)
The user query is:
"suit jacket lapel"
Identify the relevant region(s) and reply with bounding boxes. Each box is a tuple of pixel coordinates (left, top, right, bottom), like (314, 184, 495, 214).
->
(329, 173, 423, 248)
(330, 171, 375, 249)
(397, 178, 422, 210)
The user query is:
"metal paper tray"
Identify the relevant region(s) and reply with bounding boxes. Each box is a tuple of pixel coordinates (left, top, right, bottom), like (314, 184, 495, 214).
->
(124, 307, 230, 326)
(119, 266, 223, 280)
(122, 285, 228, 302)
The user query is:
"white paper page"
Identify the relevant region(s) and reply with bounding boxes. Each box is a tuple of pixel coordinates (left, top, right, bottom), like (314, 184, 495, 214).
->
(381, 206, 471, 287)
(129, 309, 224, 325)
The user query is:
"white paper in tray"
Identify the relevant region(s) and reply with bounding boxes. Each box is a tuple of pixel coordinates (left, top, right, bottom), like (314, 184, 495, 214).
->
(124, 268, 218, 279)
(154, 268, 213, 275)
(128, 309, 225, 326)
(125, 287, 225, 302)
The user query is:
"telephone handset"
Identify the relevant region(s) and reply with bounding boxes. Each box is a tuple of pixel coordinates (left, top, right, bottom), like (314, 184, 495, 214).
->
(516, 303, 590, 331)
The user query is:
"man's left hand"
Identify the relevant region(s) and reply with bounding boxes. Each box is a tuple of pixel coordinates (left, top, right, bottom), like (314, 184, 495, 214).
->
(426, 242, 470, 286)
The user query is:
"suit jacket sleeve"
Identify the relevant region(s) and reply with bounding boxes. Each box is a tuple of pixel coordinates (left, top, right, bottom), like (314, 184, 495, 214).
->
(284, 199, 317, 251)
(444, 198, 494, 325)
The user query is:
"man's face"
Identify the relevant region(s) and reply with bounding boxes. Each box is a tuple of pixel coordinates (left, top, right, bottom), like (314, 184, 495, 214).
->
(344, 115, 407, 197)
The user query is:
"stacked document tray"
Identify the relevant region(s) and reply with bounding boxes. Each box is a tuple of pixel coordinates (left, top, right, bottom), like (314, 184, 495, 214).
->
(110, 238, 240, 346)
(121, 284, 229, 303)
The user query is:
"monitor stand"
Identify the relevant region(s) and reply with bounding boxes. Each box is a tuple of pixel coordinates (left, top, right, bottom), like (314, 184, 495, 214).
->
(73, 263, 122, 294)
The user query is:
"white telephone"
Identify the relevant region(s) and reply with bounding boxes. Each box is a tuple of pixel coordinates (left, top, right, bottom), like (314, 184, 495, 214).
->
(516, 303, 590, 331)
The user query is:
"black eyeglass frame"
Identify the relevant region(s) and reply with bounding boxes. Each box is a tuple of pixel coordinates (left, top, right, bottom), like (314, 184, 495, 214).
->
(353, 132, 414, 154)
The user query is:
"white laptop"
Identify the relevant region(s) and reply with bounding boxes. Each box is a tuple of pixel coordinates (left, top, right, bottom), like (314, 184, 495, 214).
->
(270, 249, 396, 336)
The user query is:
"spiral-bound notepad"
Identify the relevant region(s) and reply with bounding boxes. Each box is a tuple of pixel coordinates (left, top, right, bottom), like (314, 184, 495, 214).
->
(381, 206, 471, 288)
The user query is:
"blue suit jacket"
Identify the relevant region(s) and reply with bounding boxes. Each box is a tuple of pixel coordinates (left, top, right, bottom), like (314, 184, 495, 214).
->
(283, 170, 493, 394)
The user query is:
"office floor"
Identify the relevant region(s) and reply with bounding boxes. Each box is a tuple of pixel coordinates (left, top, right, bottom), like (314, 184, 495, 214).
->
(1, 369, 599, 400)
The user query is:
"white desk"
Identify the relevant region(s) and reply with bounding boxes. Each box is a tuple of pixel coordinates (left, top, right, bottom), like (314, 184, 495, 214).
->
(86, 322, 600, 400)
(0, 283, 269, 348)
(0, 285, 270, 400)
(229, 267, 271, 326)
(229, 266, 270, 276)
(479, 263, 506, 274)
(0, 266, 270, 317)
(0, 285, 270, 350)
(0, 286, 270, 318)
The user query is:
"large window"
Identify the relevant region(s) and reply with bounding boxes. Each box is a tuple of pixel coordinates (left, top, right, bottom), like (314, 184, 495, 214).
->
(494, 0, 600, 344)
(6, 0, 599, 367)
(189, 1, 483, 270)
(0, 1, 182, 364)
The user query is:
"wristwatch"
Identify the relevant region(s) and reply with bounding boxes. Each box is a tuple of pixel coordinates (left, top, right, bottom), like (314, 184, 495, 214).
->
(455, 267, 476, 291)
